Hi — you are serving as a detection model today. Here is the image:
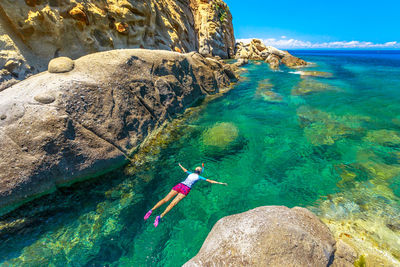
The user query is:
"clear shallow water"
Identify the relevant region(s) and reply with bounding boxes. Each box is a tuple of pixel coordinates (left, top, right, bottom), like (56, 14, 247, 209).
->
(1, 51, 400, 266)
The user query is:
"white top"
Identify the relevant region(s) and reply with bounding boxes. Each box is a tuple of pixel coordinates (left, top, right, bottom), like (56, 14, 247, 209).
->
(181, 171, 206, 188)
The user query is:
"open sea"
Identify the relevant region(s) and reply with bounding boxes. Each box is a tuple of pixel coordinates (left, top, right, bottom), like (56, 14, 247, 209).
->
(1, 50, 400, 266)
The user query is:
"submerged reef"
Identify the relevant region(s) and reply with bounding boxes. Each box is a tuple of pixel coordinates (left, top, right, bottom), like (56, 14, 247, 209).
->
(296, 106, 366, 146)
(256, 79, 283, 102)
(291, 78, 337, 96)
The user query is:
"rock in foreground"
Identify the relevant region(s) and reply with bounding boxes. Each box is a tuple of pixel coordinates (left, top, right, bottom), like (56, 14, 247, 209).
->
(0, 49, 237, 212)
(185, 206, 355, 267)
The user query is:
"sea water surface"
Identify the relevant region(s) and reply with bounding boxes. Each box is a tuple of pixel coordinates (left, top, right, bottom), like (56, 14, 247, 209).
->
(1, 50, 400, 266)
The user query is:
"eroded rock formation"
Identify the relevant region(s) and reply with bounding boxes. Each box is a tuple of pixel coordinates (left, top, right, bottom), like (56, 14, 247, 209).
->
(235, 39, 307, 69)
(0, 49, 237, 211)
(0, 0, 235, 89)
(185, 206, 357, 267)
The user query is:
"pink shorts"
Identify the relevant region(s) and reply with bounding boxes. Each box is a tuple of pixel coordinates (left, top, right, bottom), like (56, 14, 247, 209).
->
(172, 183, 191, 196)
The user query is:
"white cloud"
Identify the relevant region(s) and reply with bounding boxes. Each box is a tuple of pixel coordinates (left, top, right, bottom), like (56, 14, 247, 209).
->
(281, 35, 287, 39)
(237, 38, 400, 49)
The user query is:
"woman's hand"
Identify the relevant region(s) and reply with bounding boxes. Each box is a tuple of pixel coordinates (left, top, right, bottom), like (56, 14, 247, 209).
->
(178, 163, 187, 172)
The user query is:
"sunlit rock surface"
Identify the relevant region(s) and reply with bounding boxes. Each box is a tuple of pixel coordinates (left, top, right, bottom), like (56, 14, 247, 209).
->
(0, 0, 235, 89)
(185, 206, 355, 266)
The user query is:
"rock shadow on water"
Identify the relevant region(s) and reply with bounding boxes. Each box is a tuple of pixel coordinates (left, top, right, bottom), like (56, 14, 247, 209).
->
(200, 122, 247, 159)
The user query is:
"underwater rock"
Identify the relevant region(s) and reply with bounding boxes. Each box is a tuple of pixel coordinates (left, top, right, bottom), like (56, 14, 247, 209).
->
(297, 70, 333, 78)
(202, 122, 239, 148)
(255, 79, 283, 103)
(184, 206, 341, 266)
(259, 90, 283, 103)
(0, 49, 237, 212)
(297, 106, 364, 146)
(364, 129, 400, 147)
(201, 122, 247, 158)
(304, 120, 353, 146)
(315, 179, 400, 266)
(291, 78, 335, 95)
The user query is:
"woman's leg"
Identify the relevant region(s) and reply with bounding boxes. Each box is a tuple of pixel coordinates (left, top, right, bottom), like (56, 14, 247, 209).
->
(151, 190, 178, 211)
(160, 193, 186, 218)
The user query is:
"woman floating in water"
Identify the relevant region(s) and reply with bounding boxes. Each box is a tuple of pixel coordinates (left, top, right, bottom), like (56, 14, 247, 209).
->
(144, 163, 228, 227)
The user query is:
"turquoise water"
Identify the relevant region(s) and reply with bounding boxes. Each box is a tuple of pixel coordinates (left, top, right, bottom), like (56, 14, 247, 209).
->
(1, 51, 400, 266)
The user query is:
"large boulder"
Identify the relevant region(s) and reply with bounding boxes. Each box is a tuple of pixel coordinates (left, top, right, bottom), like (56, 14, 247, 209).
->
(0, 49, 237, 212)
(185, 206, 354, 266)
(0, 0, 235, 89)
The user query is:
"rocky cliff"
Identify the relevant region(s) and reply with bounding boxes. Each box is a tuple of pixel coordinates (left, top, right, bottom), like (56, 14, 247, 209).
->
(0, 0, 235, 90)
(0, 49, 237, 212)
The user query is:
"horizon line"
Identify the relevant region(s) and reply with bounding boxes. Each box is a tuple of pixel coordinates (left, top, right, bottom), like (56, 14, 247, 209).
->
(236, 38, 400, 50)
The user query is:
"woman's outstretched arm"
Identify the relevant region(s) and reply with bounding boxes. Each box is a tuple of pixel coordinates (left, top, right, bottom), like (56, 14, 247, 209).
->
(178, 163, 188, 173)
(205, 179, 228, 186)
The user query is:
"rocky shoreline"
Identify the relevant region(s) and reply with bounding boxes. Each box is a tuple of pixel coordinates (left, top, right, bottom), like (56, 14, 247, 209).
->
(0, 0, 235, 90)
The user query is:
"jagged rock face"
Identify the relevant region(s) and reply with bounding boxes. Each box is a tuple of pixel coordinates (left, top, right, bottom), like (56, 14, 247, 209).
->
(235, 39, 307, 69)
(185, 206, 356, 267)
(0, 49, 237, 211)
(191, 0, 235, 59)
(0, 0, 235, 89)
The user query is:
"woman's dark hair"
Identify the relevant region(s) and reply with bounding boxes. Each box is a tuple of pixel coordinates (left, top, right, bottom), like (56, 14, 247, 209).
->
(195, 169, 201, 174)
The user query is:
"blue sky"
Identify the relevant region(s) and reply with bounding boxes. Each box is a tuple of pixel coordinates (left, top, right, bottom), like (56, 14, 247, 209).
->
(224, 0, 400, 49)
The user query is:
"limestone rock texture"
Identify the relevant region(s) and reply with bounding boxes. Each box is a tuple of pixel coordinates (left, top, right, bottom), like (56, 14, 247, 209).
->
(0, 0, 235, 89)
(235, 39, 307, 69)
(0, 49, 237, 211)
(185, 206, 356, 267)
